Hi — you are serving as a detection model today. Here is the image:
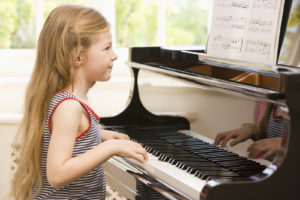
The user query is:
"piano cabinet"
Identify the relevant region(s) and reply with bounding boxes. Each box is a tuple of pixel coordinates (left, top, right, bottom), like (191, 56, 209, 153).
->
(101, 0, 300, 199)
(101, 58, 300, 200)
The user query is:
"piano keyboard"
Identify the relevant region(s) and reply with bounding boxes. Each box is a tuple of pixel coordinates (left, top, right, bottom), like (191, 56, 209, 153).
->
(106, 128, 269, 199)
(124, 129, 266, 179)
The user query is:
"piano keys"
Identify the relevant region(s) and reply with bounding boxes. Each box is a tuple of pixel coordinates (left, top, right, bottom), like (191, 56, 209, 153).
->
(102, 1, 300, 199)
(126, 129, 266, 179)
(111, 130, 272, 200)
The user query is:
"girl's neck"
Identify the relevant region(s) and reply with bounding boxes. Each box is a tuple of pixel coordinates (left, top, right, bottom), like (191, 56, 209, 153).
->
(64, 84, 90, 104)
(66, 62, 95, 104)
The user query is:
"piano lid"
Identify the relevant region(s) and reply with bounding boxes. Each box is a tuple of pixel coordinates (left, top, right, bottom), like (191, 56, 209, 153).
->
(128, 46, 289, 105)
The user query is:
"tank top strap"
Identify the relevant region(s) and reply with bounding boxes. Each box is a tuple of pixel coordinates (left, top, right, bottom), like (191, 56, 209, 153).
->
(46, 90, 98, 141)
(51, 90, 99, 120)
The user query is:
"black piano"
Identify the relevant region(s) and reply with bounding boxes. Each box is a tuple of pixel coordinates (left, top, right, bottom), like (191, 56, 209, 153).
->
(102, 1, 300, 199)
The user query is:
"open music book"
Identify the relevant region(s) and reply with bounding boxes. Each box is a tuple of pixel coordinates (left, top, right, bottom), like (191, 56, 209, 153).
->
(207, 0, 285, 66)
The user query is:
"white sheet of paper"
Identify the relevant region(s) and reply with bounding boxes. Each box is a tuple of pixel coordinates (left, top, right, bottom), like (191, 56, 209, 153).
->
(207, 0, 284, 65)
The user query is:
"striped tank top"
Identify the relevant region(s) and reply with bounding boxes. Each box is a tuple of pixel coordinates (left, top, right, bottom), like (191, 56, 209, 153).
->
(267, 105, 283, 139)
(34, 91, 106, 199)
(266, 105, 283, 161)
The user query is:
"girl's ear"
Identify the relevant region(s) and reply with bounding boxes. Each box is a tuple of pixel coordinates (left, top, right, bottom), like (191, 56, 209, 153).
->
(74, 56, 83, 67)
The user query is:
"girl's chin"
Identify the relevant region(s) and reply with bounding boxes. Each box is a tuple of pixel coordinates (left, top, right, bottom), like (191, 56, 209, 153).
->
(98, 75, 112, 82)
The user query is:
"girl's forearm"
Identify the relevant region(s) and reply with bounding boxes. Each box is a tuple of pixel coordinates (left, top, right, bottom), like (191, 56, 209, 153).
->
(47, 141, 116, 188)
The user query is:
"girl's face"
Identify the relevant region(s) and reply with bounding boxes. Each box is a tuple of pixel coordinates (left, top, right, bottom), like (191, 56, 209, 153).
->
(81, 28, 118, 84)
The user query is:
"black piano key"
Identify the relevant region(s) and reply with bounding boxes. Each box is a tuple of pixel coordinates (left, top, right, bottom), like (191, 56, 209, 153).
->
(209, 156, 246, 162)
(230, 165, 266, 171)
(159, 135, 193, 140)
(180, 144, 221, 150)
(169, 156, 208, 162)
(150, 131, 181, 137)
(194, 166, 232, 171)
(189, 149, 232, 156)
(143, 144, 177, 151)
(215, 160, 261, 169)
(167, 139, 206, 145)
(195, 152, 240, 159)
(176, 160, 220, 168)
(164, 138, 205, 144)
(193, 148, 228, 153)
(239, 170, 265, 176)
(172, 141, 207, 147)
(201, 170, 241, 178)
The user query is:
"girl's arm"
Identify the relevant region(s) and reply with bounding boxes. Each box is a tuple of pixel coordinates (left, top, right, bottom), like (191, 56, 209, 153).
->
(46, 100, 147, 189)
(101, 129, 130, 141)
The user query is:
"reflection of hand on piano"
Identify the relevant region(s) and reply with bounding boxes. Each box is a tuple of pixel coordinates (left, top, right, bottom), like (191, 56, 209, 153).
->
(247, 137, 282, 159)
(213, 124, 282, 161)
(213, 125, 257, 147)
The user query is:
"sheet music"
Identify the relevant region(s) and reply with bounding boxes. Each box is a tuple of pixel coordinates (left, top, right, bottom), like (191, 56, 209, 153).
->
(207, 0, 284, 65)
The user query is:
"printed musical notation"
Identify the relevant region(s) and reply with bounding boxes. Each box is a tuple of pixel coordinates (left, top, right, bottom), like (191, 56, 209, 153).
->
(244, 39, 271, 57)
(215, 16, 247, 30)
(253, 0, 278, 9)
(248, 18, 273, 33)
(207, 0, 284, 65)
(216, 0, 277, 9)
(212, 35, 243, 53)
(216, 0, 250, 9)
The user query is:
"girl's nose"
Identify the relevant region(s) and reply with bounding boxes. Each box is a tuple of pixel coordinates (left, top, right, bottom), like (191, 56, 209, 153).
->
(112, 50, 118, 61)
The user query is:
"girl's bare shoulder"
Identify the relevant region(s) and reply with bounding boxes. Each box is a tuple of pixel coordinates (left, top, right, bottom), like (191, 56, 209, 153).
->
(52, 98, 84, 121)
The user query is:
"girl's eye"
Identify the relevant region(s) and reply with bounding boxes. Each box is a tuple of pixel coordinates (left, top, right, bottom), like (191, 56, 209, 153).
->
(105, 46, 111, 50)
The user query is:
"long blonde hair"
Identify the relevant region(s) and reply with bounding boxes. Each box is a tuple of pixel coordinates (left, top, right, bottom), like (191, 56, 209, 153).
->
(10, 5, 109, 200)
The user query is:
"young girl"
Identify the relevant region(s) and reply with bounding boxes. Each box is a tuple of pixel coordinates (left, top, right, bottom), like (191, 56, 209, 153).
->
(10, 5, 148, 200)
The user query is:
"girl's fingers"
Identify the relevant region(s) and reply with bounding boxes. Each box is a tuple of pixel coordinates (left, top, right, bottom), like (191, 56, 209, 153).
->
(114, 133, 130, 140)
(221, 134, 237, 147)
(134, 148, 148, 162)
(254, 151, 265, 159)
(120, 133, 129, 140)
(248, 143, 266, 158)
(229, 138, 241, 147)
(260, 150, 273, 159)
(132, 154, 145, 163)
(213, 134, 224, 145)
(247, 141, 261, 152)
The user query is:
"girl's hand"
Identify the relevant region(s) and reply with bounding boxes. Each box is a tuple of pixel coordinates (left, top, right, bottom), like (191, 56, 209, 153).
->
(104, 140, 148, 163)
(101, 129, 130, 141)
(214, 126, 256, 147)
(247, 137, 281, 159)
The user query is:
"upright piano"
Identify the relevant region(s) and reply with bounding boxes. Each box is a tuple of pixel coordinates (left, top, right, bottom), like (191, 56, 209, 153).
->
(102, 1, 300, 199)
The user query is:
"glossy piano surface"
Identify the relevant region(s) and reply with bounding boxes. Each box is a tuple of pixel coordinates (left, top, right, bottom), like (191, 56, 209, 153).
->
(102, 1, 300, 200)
(102, 65, 292, 200)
